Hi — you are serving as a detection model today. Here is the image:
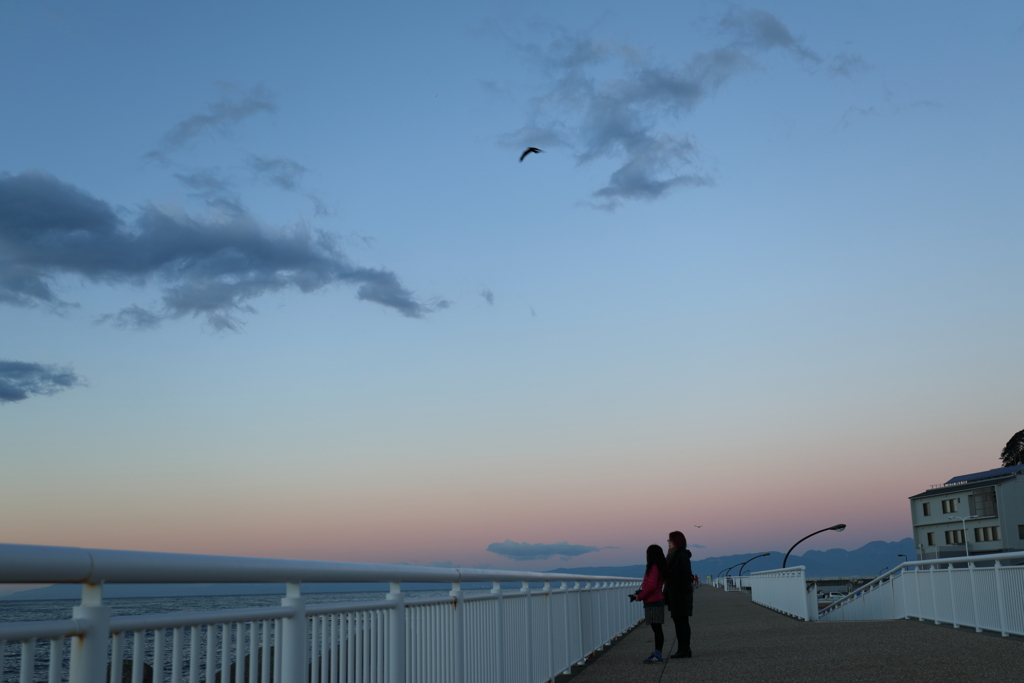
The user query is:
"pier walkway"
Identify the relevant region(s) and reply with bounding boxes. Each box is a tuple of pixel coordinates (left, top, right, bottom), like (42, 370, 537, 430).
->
(571, 586, 1023, 683)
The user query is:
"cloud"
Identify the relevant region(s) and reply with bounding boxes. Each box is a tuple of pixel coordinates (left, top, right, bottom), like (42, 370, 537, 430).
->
(0, 360, 84, 403)
(147, 85, 276, 160)
(0, 171, 441, 328)
(508, 10, 819, 209)
(480, 288, 494, 305)
(719, 7, 820, 63)
(828, 51, 872, 78)
(248, 156, 307, 191)
(486, 540, 601, 561)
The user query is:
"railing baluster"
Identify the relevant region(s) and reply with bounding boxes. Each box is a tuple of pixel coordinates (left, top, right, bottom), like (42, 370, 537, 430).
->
(994, 561, 1008, 637)
(171, 628, 184, 683)
(19, 638, 35, 683)
(154, 628, 166, 683)
(310, 616, 319, 683)
(48, 639, 62, 683)
(220, 625, 230, 683)
(247, 622, 257, 683)
(204, 626, 216, 683)
(189, 627, 199, 683)
(110, 633, 124, 683)
(273, 621, 282, 683)
(260, 621, 271, 683)
(132, 632, 145, 683)
(320, 616, 329, 683)
(233, 624, 243, 683)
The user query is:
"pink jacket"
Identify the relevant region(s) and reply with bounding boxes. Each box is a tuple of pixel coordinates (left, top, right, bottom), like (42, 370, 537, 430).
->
(635, 565, 665, 604)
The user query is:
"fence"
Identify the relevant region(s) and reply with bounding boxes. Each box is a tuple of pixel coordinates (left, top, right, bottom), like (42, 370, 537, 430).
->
(818, 550, 1024, 636)
(746, 566, 816, 621)
(0, 544, 642, 683)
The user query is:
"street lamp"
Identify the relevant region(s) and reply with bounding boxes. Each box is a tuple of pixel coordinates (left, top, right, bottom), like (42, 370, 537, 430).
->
(947, 515, 978, 556)
(878, 566, 888, 576)
(724, 562, 745, 578)
(782, 524, 847, 568)
(737, 553, 771, 576)
(896, 554, 907, 565)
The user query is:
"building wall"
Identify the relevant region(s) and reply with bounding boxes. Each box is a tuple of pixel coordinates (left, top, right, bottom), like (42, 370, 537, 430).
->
(910, 474, 1024, 559)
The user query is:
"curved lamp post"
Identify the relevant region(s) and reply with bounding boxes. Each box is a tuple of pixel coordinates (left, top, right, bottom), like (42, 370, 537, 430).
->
(878, 566, 888, 576)
(782, 524, 847, 568)
(724, 562, 746, 578)
(897, 554, 907, 565)
(737, 553, 771, 576)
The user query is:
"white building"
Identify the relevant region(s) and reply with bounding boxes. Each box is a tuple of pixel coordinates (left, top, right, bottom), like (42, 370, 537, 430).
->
(909, 464, 1024, 560)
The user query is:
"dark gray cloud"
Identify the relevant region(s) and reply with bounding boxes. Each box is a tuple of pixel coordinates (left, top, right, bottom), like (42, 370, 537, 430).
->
(95, 305, 164, 331)
(0, 171, 440, 329)
(0, 360, 84, 403)
(719, 7, 820, 62)
(486, 540, 600, 561)
(147, 85, 276, 160)
(829, 52, 872, 78)
(248, 156, 307, 191)
(508, 11, 822, 209)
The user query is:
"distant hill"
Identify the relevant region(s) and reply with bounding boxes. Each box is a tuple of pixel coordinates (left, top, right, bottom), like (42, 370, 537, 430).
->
(550, 538, 915, 579)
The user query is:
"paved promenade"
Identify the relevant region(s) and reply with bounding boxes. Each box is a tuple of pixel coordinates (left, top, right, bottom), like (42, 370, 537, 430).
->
(569, 586, 1023, 682)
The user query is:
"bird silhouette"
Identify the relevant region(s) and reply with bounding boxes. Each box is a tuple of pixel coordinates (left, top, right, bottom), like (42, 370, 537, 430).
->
(519, 147, 543, 162)
(694, 525, 703, 528)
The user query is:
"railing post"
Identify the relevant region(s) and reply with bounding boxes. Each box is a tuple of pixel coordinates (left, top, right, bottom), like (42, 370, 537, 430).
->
(450, 581, 465, 683)
(947, 563, 959, 628)
(69, 583, 110, 683)
(521, 582, 534, 683)
(491, 582, 505, 683)
(281, 582, 307, 683)
(543, 581, 554, 683)
(561, 582, 571, 674)
(968, 562, 982, 633)
(929, 564, 939, 624)
(387, 582, 406, 683)
(993, 561, 1008, 637)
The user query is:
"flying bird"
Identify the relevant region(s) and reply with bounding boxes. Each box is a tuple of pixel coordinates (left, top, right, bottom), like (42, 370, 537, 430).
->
(519, 147, 543, 162)
(694, 525, 703, 528)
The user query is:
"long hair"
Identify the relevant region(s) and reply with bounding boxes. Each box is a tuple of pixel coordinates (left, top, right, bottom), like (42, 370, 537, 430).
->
(645, 544, 668, 578)
(668, 530, 687, 550)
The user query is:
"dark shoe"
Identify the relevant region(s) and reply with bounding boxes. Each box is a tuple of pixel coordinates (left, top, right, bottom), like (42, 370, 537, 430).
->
(670, 651, 692, 659)
(642, 653, 664, 664)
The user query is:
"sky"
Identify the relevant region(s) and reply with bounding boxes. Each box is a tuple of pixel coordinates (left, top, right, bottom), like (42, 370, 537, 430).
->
(2, 1, 1023, 574)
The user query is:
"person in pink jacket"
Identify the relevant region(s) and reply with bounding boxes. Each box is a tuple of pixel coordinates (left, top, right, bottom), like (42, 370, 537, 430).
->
(632, 544, 668, 663)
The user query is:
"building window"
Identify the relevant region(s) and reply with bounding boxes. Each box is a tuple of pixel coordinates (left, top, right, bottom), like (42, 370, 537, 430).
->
(927, 532, 935, 546)
(974, 526, 1000, 542)
(941, 498, 959, 514)
(945, 529, 964, 545)
(969, 487, 997, 517)
(922, 502, 931, 516)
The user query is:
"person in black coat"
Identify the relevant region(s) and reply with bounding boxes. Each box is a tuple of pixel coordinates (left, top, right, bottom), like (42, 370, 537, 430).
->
(665, 530, 694, 658)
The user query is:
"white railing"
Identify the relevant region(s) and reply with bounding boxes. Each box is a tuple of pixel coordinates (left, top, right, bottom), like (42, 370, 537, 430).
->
(746, 566, 816, 621)
(0, 544, 642, 683)
(818, 550, 1024, 637)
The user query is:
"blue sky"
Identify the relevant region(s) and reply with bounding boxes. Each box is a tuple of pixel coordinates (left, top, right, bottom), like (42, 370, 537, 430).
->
(2, 1, 1023, 570)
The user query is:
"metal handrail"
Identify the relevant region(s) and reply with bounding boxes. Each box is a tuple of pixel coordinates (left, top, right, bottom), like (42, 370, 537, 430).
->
(819, 549, 1024, 618)
(0, 542, 632, 585)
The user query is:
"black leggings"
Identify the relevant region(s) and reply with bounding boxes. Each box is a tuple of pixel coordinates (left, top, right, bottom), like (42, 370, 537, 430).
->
(650, 623, 664, 651)
(671, 613, 691, 654)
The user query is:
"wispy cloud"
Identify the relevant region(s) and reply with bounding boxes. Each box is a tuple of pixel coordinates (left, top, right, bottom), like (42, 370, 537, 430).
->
(506, 9, 827, 209)
(0, 171, 443, 330)
(147, 85, 276, 161)
(829, 51, 872, 78)
(480, 288, 494, 305)
(487, 540, 601, 561)
(248, 156, 307, 191)
(0, 360, 84, 403)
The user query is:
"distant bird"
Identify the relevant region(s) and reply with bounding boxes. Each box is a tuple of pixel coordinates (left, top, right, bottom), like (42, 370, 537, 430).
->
(519, 147, 543, 162)
(694, 525, 703, 528)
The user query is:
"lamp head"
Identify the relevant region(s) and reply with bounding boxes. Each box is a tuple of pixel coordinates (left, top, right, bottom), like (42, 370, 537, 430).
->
(830, 524, 847, 532)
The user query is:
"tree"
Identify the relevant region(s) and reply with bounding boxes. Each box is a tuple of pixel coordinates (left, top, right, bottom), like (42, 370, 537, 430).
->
(1000, 429, 1024, 467)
